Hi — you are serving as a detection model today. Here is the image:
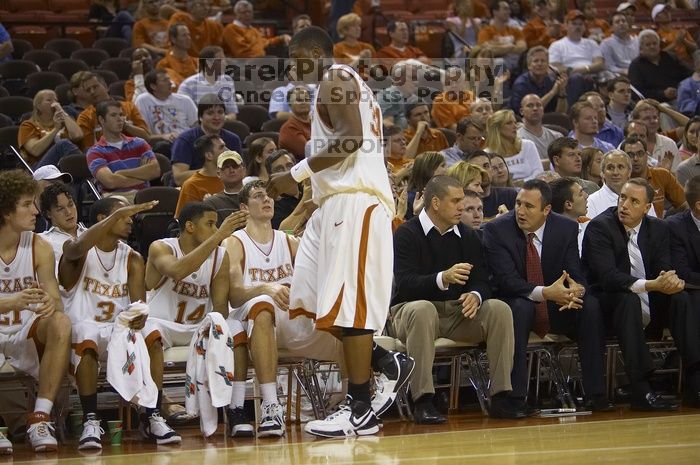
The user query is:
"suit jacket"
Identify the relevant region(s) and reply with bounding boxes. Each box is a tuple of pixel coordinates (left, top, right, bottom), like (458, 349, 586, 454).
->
(482, 211, 586, 298)
(582, 206, 671, 293)
(666, 210, 700, 286)
(392, 216, 492, 305)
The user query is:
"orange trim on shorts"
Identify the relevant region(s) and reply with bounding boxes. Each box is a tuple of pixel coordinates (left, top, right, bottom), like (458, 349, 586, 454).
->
(69, 340, 98, 375)
(232, 331, 248, 347)
(289, 307, 316, 320)
(247, 301, 275, 322)
(316, 284, 344, 330)
(353, 204, 377, 329)
(145, 330, 162, 348)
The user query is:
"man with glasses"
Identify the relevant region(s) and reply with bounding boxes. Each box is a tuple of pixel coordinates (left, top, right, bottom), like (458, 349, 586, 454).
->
(441, 117, 484, 167)
(622, 135, 687, 217)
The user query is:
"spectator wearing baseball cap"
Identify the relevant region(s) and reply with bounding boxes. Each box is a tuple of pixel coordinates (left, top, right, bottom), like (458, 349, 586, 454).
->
(33, 165, 73, 192)
(652, 3, 697, 66)
(203, 148, 246, 226)
(175, 134, 231, 216)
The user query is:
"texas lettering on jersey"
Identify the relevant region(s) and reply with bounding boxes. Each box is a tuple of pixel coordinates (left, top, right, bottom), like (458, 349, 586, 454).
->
(248, 263, 293, 283)
(171, 280, 210, 299)
(82, 277, 129, 298)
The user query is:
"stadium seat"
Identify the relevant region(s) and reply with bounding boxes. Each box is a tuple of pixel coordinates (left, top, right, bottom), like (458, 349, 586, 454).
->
(0, 126, 21, 153)
(93, 69, 120, 86)
(10, 38, 33, 59)
(8, 25, 57, 50)
(0, 114, 14, 129)
(544, 124, 568, 137)
(44, 38, 83, 58)
(93, 37, 130, 57)
(542, 112, 572, 132)
(48, 58, 89, 80)
(223, 120, 251, 142)
(236, 104, 271, 132)
(98, 57, 132, 81)
(51, 0, 91, 13)
(25, 71, 68, 98)
(132, 187, 180, 257)
(55, 82, 73, 106)
(0, 96, 34, 123)
(244, 131, 279, 148)
(260, 117, 288, 133)
(70, 48, 111, 69)
(6, 0, 50, 11)
(0, 59, 40, 79)
(0, 85, 8, 98)
(118, 47, 135, 59)
(439, 127, 457, 146)
(23, 49, 62, 71)
(108, 80, 126, 99)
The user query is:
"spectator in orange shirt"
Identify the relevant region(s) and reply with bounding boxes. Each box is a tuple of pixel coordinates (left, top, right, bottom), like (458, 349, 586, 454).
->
(132, 0, 170, 56)
(580, 0, 609, 43)
(431, 67, 474, 131)
(652, 3, 697, 66)
(175, 134, 228, 215)
(222, 0, 291, 58)
(376, 21, 430, 65)
(477, 1, 527, 71)
(168, 0, 222, 56)
(157, 24, 199, 87)
(404, 102, 449, 155)
(333, 13, 375, 70)
(384, 125, 415, 175)
(76, 72, 151, 150)
(278, 86, 311, 162)
(522, 0, 563, 48)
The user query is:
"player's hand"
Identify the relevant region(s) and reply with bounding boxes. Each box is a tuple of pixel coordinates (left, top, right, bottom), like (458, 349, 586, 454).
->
(115, 200, 159, 219)
(458, 292, 480, 319)
(267, 172, 297, 199)
(266, 284, 290, 310)
(10, 287, 46, 311)
(442, 263, 473, 286)
(33, 287, 56, 318)
(128, 314, 147, 330)
(218, 210, 249, 237)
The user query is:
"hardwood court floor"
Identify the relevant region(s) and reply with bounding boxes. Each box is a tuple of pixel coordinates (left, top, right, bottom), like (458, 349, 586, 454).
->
(5, 410, 700, 465)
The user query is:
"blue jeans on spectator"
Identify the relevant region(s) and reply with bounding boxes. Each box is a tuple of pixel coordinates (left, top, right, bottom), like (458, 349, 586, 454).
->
(107, 11, 134, 43)
(33, 139, 83, 170)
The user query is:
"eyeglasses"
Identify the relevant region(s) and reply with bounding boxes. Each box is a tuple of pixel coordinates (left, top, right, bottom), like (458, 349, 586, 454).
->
(626, 150, 647, 159)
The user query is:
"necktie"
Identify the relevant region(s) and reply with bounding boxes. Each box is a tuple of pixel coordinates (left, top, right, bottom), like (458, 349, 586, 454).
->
(526, 232, 549, 337)
(627, 229, 651, 327)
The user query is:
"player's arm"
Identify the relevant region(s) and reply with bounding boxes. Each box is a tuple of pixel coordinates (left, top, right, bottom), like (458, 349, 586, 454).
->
(127, 251, 147, 303)
(146, 211, 248, 288)
(287, 235, 300, 262)
(33, 236, 63, 316)
(211, 251, 231, 319)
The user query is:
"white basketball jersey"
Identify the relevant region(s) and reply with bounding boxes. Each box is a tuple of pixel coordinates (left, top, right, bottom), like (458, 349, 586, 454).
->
(233, 230, 294, 287)
(65, 241, 132, 324)
(147, 237, 225, 324)
(0, 232, 37, 335)
(309, 64, 395, 214)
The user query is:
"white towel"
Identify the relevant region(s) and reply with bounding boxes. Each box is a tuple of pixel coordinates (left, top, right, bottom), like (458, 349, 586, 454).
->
(107, 301, 158, 408)
(185, 313, 235, 437)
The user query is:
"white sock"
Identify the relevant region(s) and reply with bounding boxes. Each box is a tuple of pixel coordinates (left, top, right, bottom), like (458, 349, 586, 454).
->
(34, 398, 53, 415)
(229, 381, 246, 410)
(260, 382, 278, 406)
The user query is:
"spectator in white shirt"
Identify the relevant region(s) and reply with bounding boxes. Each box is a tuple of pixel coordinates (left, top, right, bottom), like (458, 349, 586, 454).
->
(517, 93, 562, 163)
(631, 100, 682, 171)
(600, 12, 639, 76)
(485, 109, 543, 183)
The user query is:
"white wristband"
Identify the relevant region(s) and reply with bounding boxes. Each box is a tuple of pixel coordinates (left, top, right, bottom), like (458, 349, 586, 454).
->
(290, 159, 313, 183)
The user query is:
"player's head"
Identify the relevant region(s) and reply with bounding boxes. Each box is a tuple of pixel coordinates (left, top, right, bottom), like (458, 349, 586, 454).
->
(39, 182, 78, 232)
(178, 202, 219, 244)
(0, 169, 38, 232)
(288, 26, 333, 83)
(240, 180, 274, 221)
(89, 197, 130, 239)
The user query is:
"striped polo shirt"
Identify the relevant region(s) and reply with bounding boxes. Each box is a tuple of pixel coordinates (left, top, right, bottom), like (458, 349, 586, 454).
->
(86, 135, 155, 194)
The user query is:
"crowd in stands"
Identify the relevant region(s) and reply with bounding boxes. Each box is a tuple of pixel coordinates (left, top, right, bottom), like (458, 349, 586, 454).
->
(2, 0, 700, 454)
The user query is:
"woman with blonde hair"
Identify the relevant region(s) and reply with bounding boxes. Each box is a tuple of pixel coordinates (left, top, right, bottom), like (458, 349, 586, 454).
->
(406, 151, 447, 219)
(17, 89, 83, 168)
(485, 109, 542, 182)
(445, 0, 482, 58)
(447, 161, 488, 194)
(333, 13, 375, 70)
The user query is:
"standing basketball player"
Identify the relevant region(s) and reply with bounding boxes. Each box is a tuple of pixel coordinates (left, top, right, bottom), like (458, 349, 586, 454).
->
(267, 26, 412, 437)
(60, 197, 181, 448)
(145, 203, 250, 436)
(0, 170, 71, 454)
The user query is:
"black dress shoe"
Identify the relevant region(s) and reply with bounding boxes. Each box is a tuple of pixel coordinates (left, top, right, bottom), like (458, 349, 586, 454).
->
(630, 392, 678, 411)
(413, 401, 446, 424)
(682, 391, 700, 408)
(489, 396, 537, 419)
(582, 396, 615, 412)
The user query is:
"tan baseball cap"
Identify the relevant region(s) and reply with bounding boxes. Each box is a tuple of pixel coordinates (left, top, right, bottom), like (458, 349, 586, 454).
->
(217, 150, 243, 168)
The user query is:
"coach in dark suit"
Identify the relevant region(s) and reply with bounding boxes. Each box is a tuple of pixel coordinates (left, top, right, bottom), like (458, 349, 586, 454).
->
(483, 179, 609, 411)
(392, 175, 527, 421)
(582, 178, 700, 410)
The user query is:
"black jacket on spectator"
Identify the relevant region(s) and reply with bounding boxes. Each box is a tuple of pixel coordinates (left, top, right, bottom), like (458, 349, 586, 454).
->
(392, 215, 491, 305)
(628, 51, 691, 103)
(666, 210, 700, 286)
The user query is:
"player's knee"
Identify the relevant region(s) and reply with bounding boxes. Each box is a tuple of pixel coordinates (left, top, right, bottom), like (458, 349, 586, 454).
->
(253, 309, 275, 327)
(49, 312, 72, 340)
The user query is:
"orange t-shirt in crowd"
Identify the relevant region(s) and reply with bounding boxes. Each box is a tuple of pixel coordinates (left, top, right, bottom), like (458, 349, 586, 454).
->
(222, 22, 285, 58)
(157, 51, 199, 87)
(387, 156, 412, 175)
(646, 167, 686, 217)
(279, 116, 311, 162)
(658, 28, 696, 63)
(333, 41, 376, 60)
(523, 16, 561, 48)
(168, 12, 223, 56)
(403, 126, 449, 154)
(132, 17, 170, 49)
(430, 90, 474, 129)
(477, 25, 525, 46)
(376, 44, 427, 60)
(175, 171, 224, 216)
(77, 101, 150, 151)
(585, 18, 610, 41)
(17, 120, 69, 165)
